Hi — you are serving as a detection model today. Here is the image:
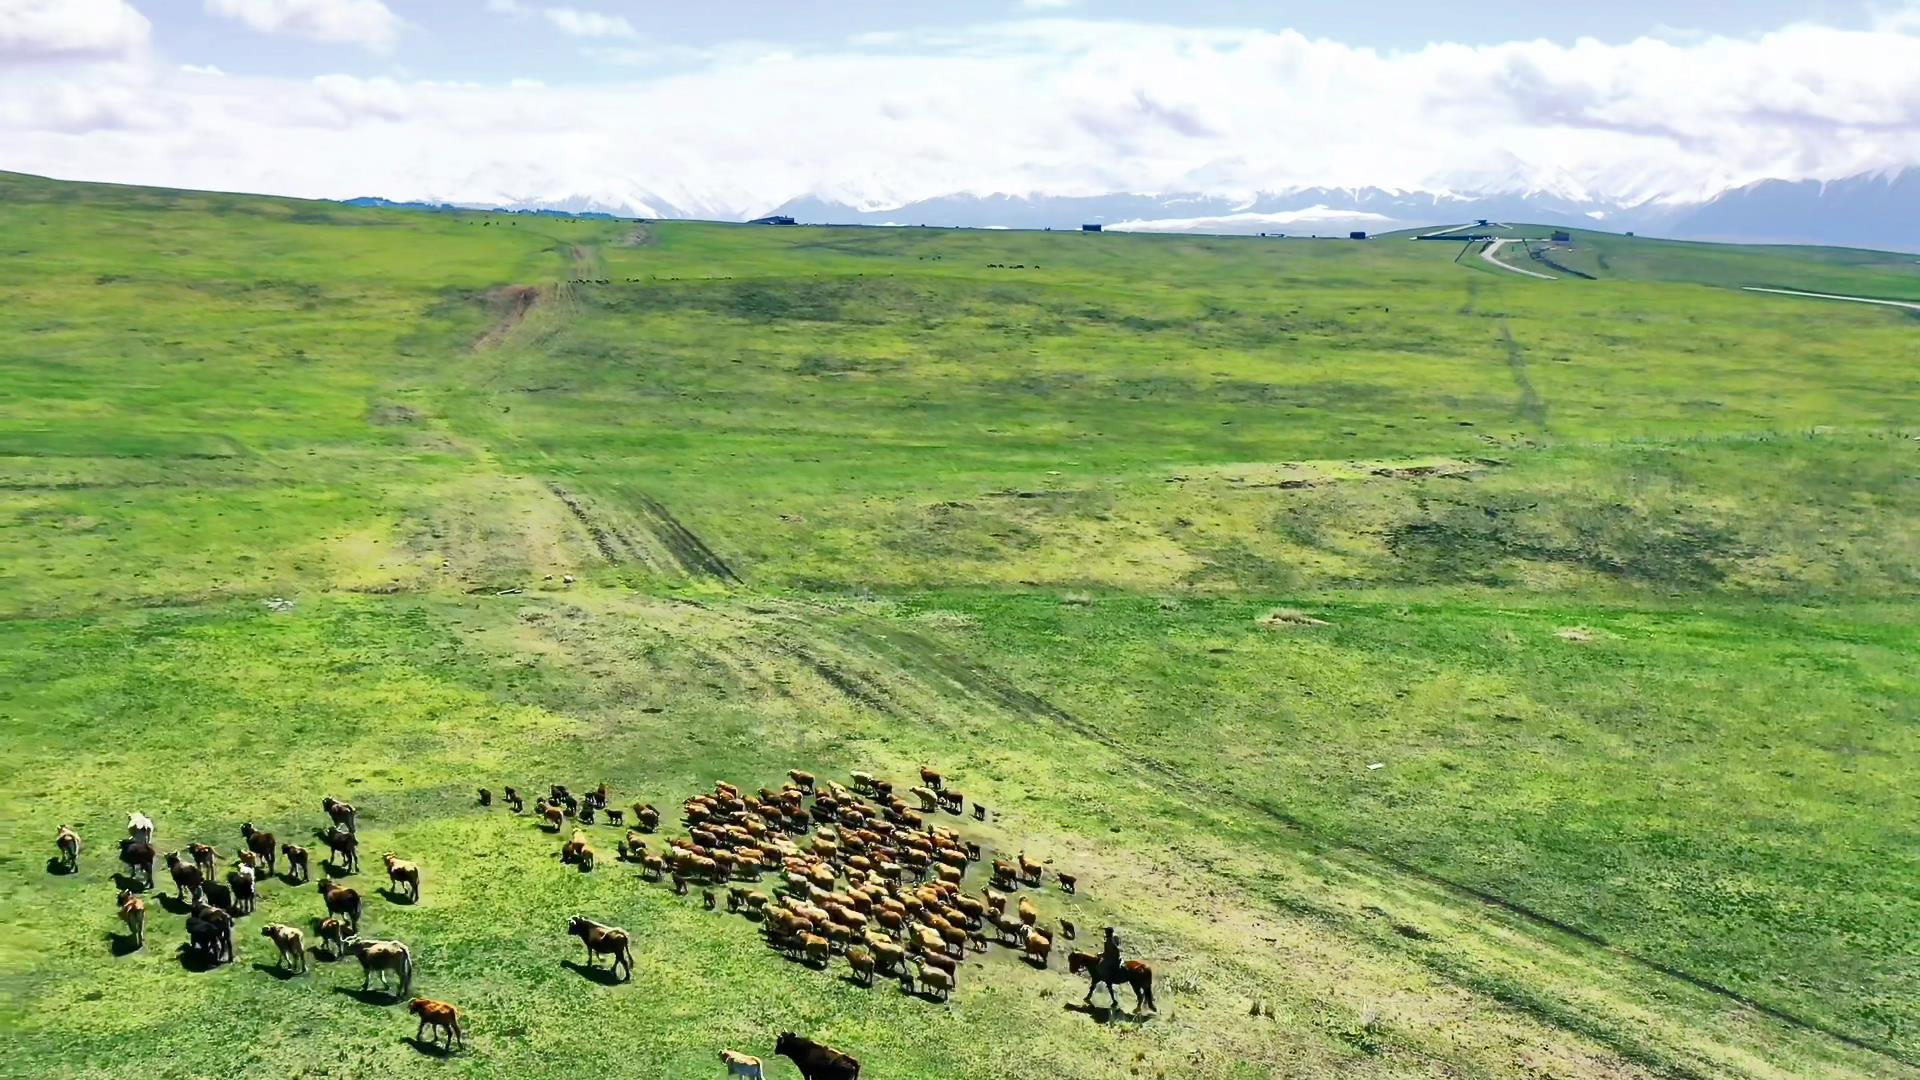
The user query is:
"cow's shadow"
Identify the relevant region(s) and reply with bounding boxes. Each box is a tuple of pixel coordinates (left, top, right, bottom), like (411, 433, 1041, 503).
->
(403, 1036, 456, 1058)
(112, 873, 150, 893)
(157, 894, 193, 916)
(251, 962, 303, 981)
(561, 959, 626, 986)
(46, 857, 78, 876)
(175, 945, 226, 973)
(105, 931, 143, 957)
(378, 887, 416, 906)
(334, 985, 406, 1006)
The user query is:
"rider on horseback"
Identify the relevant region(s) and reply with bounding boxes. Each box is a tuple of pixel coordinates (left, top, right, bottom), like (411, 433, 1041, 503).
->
(1095, 926, 1124, 1008)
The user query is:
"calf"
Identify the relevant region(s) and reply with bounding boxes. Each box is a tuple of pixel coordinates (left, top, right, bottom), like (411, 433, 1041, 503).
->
(165, 850, 205, 902)
(280, 843, 311, 883)
(185, 902, 234, 964)
(383, 853, 421, 902)
(261, 923, 306, 972)
(775, 1032, 861, 1080)
(318, 878, 363, 928)
(228, 864, 257, 913)
(321, 796, 357, 834)
(503, 786, 524, 813)
(116, 889, 146, 948)
(319, 826, 359, 873)
(54, 825, 80, 871)
(118, 839, 155, 890)
(477, 788, 492, 807)
(1058, 873, 1077, 894)
(721, 1049, 765, 1079)
(349, 938, 413, 995)
(972, 803, 987, 822)
(605, 808, 624, 827)
(188, 842, 220, 875)
(240, 823, 277, 877)
(317, 916, 353, 958)
(409, 998, 464, 1050)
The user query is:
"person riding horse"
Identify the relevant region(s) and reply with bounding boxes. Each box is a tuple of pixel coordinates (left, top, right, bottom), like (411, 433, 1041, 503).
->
(1093, 926, 1125, 1008)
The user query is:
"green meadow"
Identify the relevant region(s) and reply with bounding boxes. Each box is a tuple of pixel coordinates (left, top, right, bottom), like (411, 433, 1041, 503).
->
(2, 170, 1916, 1079)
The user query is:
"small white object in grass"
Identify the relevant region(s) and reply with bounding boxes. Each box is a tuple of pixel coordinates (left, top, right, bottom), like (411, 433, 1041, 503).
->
(1367, 762, 1385, 771)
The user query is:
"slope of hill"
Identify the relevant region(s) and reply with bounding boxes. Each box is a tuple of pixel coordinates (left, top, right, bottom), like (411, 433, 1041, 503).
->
(2, 171, 1916, 1080)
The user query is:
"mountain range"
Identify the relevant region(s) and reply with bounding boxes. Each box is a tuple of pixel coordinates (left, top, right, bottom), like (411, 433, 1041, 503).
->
(351, 170, 1920, 252)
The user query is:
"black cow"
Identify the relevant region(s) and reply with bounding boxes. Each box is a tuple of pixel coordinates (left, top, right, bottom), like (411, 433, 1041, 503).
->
(775, 1032, 860, 1079)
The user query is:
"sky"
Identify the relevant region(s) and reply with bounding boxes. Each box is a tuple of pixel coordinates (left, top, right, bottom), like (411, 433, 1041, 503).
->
(3, 0, 1919, 218)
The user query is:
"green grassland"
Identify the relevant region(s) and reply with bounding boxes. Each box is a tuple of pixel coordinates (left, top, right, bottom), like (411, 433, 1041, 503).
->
(2, 170, 1916, 1079)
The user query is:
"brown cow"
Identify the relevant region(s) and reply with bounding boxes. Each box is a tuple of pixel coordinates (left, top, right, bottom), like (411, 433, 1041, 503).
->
(54, 825, 80, 871)
(321, 796, 357, 834)
(319, 826, 359, 873)
(118, 838, 155, 889)
(280, 843, 311, 883)
(409, 998, 464, 1049)
(318, 878, 363, 927)
(240, 823, 278, 876)
(349, 938, 413, 994)
(116, 889, 146, 948)
(567, 916, 633, 980)
(165, 850, 204, 902)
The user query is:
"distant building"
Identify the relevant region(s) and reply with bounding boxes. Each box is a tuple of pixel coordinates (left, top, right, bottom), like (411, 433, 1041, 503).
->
(1349, 231, 1369, 240)
(1081, 223, 1102, 232)
(748, 215, 797, 226)
(1551, 230, 1572, 243)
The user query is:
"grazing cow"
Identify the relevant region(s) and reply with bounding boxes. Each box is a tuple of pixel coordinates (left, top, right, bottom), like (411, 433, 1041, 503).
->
(315, 916, 352, 958)
(775, 1033, 861, 1080)
(127, 812, 154, 843)
(281, 843, 311, 883)
(383, 853, 421, 902)
(165, 850, 205, 902)
(188, 842, 220, 875)
(350, 939, 413, 995)
(1059, 873, 1077, 894)
(721, 1048, 765, 1079)
(788, 769, 815, 792)
(117, 889, 146, 948)
(318, 878, 363, 928)
(322, 796, 357, 834)
(118, 839, 155, 890)
(54, 825, 80, 871)
(503, 786, 524, 813)
(240, 823, 278, 877)
(185, 902, 234, 963)
(410, 998, 464, 1050)
(477, 788, 493, 807)
(918, 765, 943, 791)
(229, 864, 257, 914)
(567, 916, 633, 981)
(538, 800, 565, 831)
(262, 924, 306, 972)
(319, 826, 359, 873)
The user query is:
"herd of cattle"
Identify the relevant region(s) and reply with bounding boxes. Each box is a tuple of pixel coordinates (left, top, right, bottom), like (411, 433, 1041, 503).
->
(52, 761, 1146, 1075)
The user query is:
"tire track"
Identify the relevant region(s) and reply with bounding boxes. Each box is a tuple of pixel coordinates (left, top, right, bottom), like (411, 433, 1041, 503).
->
(1500, 318, 1549, 432)
(634, 494, 741, 584)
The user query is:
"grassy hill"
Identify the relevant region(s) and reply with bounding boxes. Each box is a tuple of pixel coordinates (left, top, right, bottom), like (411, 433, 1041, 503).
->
(2, 171, 1916, 1080)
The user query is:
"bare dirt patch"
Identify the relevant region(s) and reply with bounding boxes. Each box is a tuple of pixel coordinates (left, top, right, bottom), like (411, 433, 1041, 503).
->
(475, 284, 541, 350)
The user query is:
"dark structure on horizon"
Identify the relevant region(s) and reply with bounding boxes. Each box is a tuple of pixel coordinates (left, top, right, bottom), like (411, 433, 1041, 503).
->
(1081, 223, 1102, 232)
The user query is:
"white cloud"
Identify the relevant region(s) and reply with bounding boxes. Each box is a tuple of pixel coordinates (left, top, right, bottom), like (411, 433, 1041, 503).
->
(4, 16, 1920, 218)
(1019, 0, 1078, 9)
(180, 63, 226, 76)
(0, 0, 149, 62)
(542, 6, 637, 38)
(205, 0, 401, 51)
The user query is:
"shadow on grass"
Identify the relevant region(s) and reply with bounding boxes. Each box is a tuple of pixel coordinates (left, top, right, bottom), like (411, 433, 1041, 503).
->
(105, 931, 143, 957)
(112, 873, 150, 893)
(308, 944, 345, 964)
(1064, 1001, 1154, 1025)
(841, 973, 875, 990)
(278, 871, 309, 887)
(404, 1037, 458, 1058)
(334, 985, 407, 1006)
(175, 945, 227, 973)
(561, 959, 627, 985)
(251, 961, 303, 981)
(156, 894, 193, 916)
(46, 857, 78, 876)
(379, 887, 417, 906)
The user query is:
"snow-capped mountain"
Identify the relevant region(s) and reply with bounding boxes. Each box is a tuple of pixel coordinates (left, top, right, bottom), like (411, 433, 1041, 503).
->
(347, 170, 1920, 252)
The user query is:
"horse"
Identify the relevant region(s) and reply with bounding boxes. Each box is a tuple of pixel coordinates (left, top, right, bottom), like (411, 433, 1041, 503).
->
(1067, 951, 1157, 1012)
